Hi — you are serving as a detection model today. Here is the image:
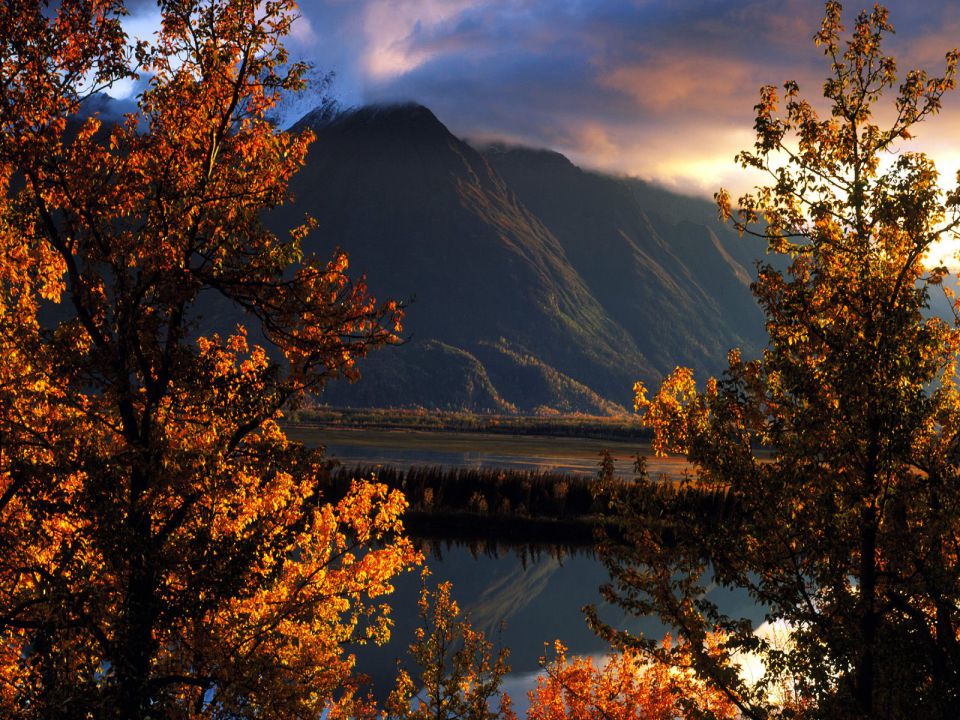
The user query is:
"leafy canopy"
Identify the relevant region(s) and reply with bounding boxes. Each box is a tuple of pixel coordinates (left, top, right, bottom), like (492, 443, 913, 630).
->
(0, 1, 416, 718)
(595, 3, 960, 719)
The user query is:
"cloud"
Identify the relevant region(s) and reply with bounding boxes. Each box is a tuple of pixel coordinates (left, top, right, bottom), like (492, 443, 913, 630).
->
(360, 0, 478, 79)
(291, 0, 838, 193)
(598, 54, 760, 121)
(112, 0, 960, 199)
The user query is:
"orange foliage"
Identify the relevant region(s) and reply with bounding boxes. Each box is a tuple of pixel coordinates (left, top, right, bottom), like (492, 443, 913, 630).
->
(608, 3, 960, 718)
(529, 639, 738, 720)
(0, 1, 413, 718)
(385, 579, 515, 720)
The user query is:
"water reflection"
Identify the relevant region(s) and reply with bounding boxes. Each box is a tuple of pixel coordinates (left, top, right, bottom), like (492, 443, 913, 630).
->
(296, 426, 746, 702)
(356, 543, 763, 706)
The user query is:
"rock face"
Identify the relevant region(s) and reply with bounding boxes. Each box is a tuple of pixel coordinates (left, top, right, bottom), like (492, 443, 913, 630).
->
(267, 103, 768, 413)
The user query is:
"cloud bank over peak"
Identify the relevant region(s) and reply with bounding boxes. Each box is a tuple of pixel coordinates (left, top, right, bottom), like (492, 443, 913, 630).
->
(118, 0, 960, 201)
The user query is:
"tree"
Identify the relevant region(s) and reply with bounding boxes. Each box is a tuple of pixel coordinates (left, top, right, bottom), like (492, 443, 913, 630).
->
(529, 637, 738, 720)
(323, 573, 733, 720)
(324, 576, 513, 720)
(0, 1, 416, 718)
(591, 3, 960, 719)
(384, 578, 514, 720)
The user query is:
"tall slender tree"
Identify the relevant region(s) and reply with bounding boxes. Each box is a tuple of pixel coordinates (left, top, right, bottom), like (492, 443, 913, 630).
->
(0, 1, 416, 718)
(592, 3, 960, 718)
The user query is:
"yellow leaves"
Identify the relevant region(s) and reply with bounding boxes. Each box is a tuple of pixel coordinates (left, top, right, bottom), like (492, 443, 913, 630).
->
(331, 250, 349, 274)
(387, 574, 513, 720)
(715, 188, 733, 224)
(165, 475, 419, 715)
(638, 366, 703, 457)
(609, 6, 960, 717)
(782, 325, 809, 347)
(632, 380, 649, 413)
(226, 329, 248, 355)
(0, 0, 407, 714)
(727, 347, 742, 368)
(706, 376, 718, 399)
(529, 636, 739, 720)
(290, 214, 317, 246)
(929, 264, 950, 286)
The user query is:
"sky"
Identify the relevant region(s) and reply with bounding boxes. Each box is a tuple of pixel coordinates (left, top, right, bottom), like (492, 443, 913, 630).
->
(118, 1, 960, 259)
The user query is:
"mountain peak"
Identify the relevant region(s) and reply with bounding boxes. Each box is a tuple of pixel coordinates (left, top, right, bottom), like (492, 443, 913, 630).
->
(267, 101, 767, 411)
(479, 142, 576, 172)
(294, 102, 449, 138)
(348, 102, 441, 125)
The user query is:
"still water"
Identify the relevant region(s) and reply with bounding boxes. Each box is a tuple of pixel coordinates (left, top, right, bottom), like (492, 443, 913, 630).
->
(358, 544, 763, 709)
(291, 426, 749, 705)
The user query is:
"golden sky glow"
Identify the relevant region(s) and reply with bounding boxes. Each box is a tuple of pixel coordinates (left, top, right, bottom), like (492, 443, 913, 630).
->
(116, 0, 960, 263)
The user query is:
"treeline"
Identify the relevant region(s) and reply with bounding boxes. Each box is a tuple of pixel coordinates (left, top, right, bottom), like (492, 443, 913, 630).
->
(291, 406, 653, 441)
(324, 463, 736, 550)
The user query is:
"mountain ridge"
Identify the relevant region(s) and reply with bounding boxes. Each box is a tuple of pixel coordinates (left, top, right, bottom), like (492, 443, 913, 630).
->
(268, 102, 768, 413)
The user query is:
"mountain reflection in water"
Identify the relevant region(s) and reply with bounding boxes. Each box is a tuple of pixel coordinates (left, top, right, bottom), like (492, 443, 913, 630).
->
(308, 427, 756, 703)
(355, 543, 763, 708)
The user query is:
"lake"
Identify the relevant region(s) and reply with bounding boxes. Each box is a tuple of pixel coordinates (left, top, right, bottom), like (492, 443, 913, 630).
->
(286, 425, 752, 706)
(357, 544, 763, 710)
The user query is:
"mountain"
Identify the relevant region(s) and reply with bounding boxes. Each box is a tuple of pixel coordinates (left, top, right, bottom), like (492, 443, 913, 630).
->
(481, 145, 767, 375)
(266, 103, 768, 412)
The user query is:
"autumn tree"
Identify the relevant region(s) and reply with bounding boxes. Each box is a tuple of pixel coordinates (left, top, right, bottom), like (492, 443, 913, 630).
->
(529, 638, 739, 720)
(0, 1, 417, 718)
(324, 573, 736, 720)
(384, 578, 514, 720)
(592, 3, 960, 719)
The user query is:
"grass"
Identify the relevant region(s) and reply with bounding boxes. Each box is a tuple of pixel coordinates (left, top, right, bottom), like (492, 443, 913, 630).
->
(288, 405, 653, 442)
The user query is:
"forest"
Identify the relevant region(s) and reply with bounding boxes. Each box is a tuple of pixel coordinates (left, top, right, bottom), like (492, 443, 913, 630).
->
(3, 1, 960, 719)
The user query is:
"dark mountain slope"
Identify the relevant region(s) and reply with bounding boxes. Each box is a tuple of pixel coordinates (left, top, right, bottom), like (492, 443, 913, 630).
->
(266, 104, 768, 411)
(317, 340, 517, 413)
(482, 145, 767, 375)
(271, 104, 652, 408)
(624, 177, 788, 277)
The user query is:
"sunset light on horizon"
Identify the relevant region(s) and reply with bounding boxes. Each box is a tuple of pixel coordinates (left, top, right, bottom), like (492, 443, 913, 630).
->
(113, 0, 960, 261)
